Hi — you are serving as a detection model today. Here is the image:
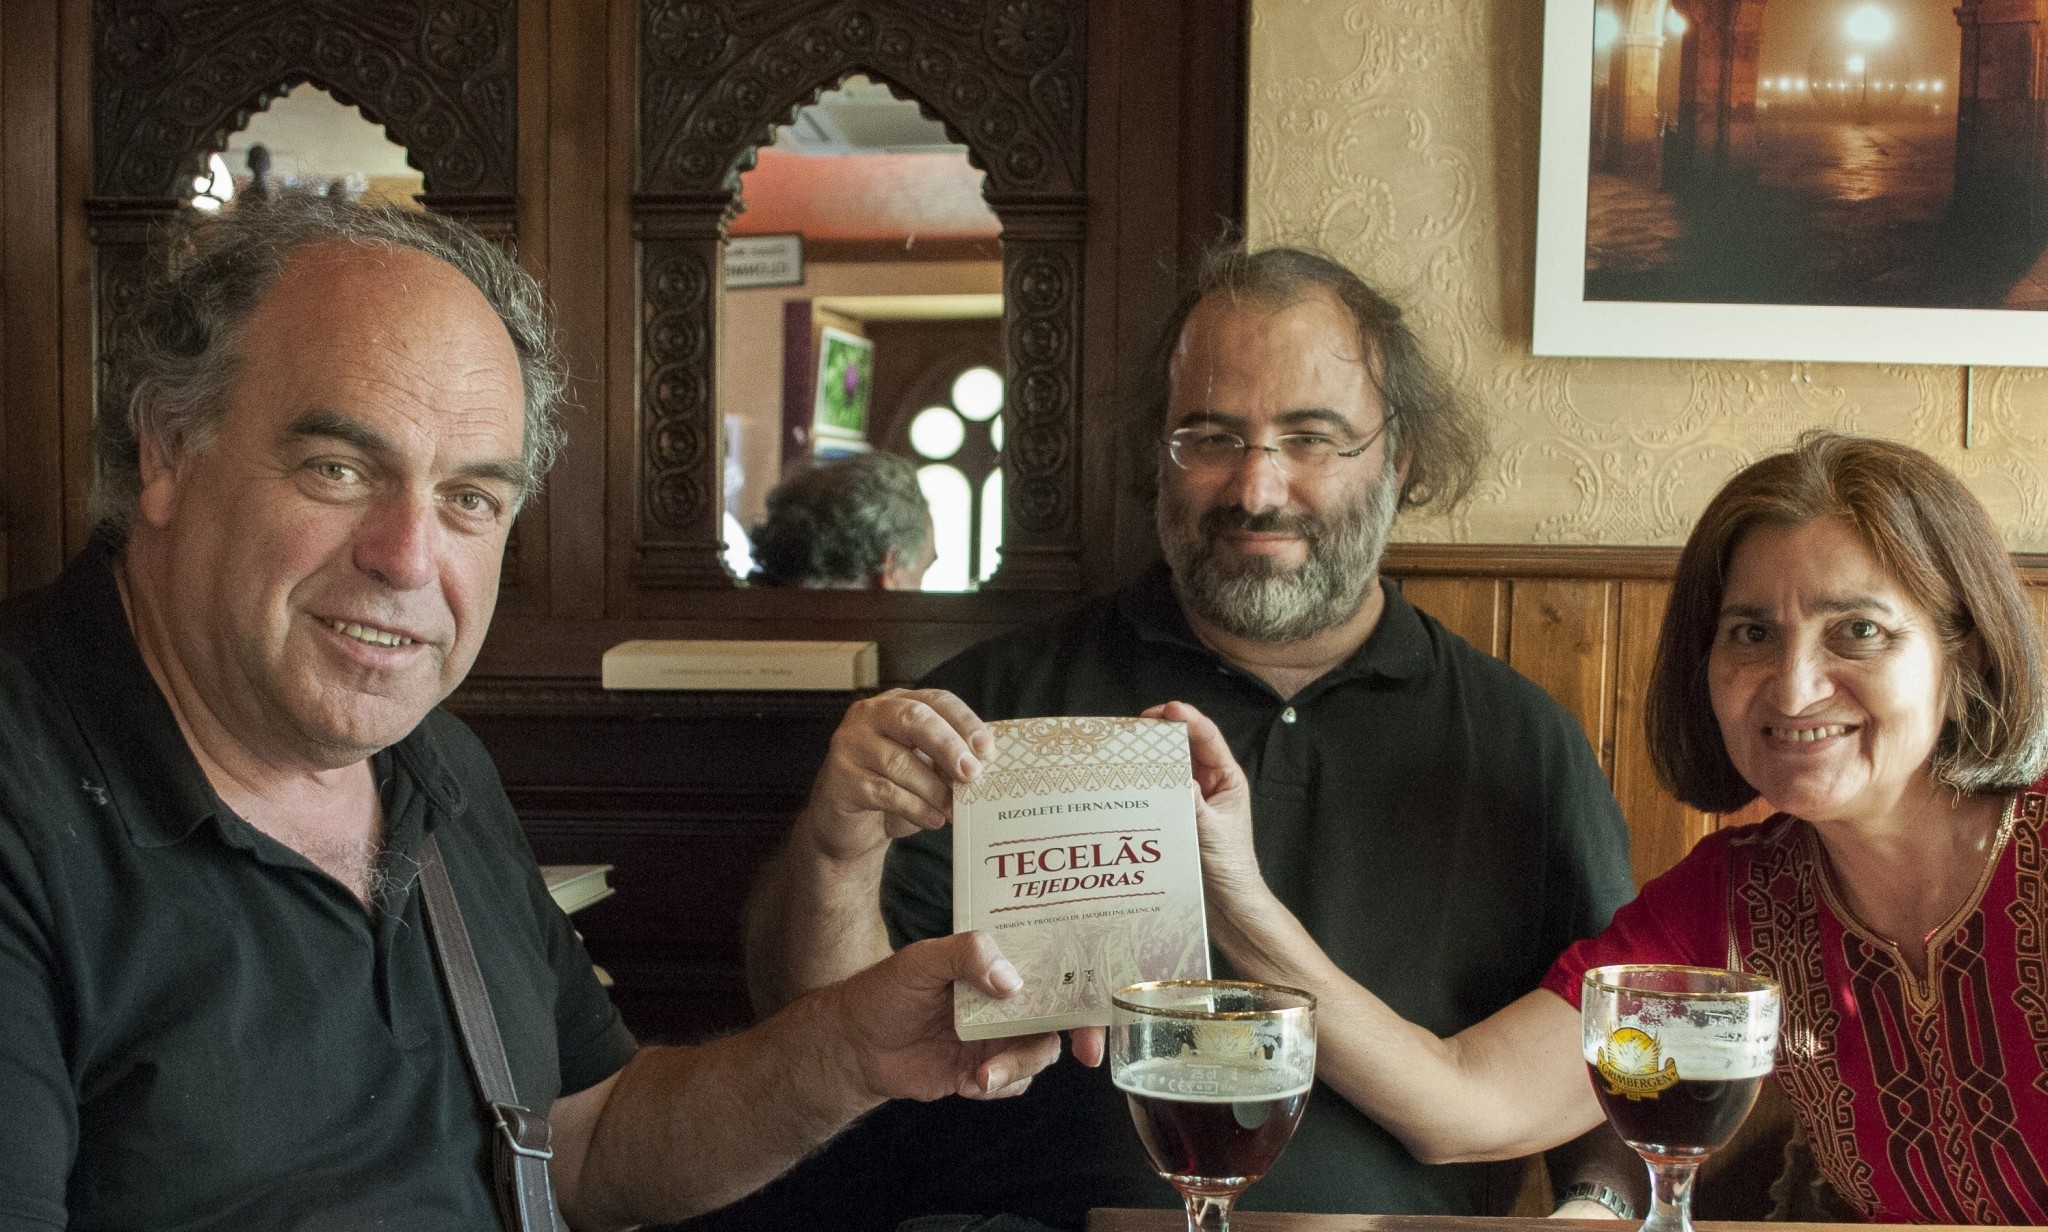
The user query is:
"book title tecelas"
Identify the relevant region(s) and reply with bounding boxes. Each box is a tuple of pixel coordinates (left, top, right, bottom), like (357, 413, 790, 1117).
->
(952, 716, 1210, 1040)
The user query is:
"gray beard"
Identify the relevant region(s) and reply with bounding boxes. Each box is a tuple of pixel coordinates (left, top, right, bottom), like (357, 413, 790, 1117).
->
(1156, 455, 1401, 644)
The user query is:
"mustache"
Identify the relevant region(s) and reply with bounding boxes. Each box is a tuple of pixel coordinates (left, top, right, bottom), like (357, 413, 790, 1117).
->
(1197, 506, 1324, 543)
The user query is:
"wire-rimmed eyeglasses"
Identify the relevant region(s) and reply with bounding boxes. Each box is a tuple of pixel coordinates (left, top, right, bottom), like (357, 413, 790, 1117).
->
(1164, 417, 1395, 478)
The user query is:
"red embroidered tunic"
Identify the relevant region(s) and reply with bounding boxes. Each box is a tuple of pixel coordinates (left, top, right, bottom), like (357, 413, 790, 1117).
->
(1543, 784, 2048, 1223)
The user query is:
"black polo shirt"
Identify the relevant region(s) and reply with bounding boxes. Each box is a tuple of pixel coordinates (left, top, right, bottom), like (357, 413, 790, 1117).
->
(0, 540, 636, 1231)
(873, 563, 1634, 1224)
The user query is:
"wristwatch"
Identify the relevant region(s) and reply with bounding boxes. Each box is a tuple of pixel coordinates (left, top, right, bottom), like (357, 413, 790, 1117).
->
(1556, 1182, 1639, 1220)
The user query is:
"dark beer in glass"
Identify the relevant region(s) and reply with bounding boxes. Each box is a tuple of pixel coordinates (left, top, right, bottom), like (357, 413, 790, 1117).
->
(1592, 1070, 1765, 1157)
(1111, 981, 1315, 1232)
(1582, 965, 1779, 1232)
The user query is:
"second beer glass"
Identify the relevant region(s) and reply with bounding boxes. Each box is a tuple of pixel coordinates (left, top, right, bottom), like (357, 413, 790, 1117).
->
(1582, 964, 1780, 1232)
(1110, 980, 1316, 1232)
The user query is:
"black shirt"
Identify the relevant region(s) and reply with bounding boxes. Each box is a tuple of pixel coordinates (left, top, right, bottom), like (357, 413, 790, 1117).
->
(873, 564, 1635, 1224)
(0, 540, 637, 1231)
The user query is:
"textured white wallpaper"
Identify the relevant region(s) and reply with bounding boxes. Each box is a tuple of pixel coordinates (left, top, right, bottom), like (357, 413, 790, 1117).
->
(1246, 0, 2048, 549)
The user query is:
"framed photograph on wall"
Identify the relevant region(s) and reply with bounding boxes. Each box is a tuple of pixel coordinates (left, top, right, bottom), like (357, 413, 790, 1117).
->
(812, 326, 875, 445)
(1533, 0, 2048, 367)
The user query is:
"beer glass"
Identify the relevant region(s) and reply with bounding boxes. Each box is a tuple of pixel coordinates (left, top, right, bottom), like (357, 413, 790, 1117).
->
(1582, 965, 1780, 1232)
(1110, 980, 1316, 1232)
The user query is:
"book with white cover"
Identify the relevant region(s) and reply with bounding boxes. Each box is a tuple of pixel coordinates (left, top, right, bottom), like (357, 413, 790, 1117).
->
(601, 639, 878, 691)
(952, 716, 1210, 1040)
(541, 864, 615, 915)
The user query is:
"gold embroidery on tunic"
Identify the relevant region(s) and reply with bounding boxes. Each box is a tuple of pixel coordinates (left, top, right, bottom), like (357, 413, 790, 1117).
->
(1734, 820, 1881, 1214)
(2008, 793, 2048, 1098)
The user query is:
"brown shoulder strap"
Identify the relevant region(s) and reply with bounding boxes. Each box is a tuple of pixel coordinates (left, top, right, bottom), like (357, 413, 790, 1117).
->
(420, 835, 565, 1232)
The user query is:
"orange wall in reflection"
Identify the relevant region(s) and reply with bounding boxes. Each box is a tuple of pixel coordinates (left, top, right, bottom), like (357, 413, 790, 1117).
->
(731, 148, 999, 240)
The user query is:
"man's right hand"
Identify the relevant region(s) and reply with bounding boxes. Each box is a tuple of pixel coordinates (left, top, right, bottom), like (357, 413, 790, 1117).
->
(830, 930, 1072, 1104)
(798, 688, 994, 863)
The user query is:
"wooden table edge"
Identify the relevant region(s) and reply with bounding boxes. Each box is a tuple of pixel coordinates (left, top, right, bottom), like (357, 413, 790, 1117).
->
(1087, 1212, 2011, 1231)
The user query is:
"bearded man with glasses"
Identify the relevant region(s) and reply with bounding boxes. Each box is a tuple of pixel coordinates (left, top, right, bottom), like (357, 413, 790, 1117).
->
(730, 248, 1641, 1230)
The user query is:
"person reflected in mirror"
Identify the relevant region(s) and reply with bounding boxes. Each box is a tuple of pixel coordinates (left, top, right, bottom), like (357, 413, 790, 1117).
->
(0, 190, 1078, 1232)
(748, 452, 937, 591)
(734, 246, 1645, 1229)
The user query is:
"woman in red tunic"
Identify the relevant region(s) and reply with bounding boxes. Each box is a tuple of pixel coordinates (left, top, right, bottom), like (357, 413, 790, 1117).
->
(1176, 431, 2048, 1222)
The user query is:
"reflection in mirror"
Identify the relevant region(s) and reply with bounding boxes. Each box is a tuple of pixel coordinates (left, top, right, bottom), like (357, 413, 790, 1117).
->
(748, 452, 936, 591)
(720, 75, 1003, 592)
(189, 83, 421, 211)
(907, 364, 1004, 591)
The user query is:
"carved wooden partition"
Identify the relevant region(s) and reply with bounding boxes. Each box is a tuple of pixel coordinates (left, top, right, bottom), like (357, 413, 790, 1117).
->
(631, 0, 1089, 597)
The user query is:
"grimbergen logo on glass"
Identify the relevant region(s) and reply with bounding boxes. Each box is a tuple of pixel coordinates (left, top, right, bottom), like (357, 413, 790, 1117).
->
(1596, 1027, 1679, 1100)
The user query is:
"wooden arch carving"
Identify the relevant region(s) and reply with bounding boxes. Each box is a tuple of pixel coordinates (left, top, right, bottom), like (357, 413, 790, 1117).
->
(88, 0, 519, 293)
(634, 0, 1086, 595)
(91, 0, 516, 210)
(87, 0, 521, 393)
(88, 2, 522, 327)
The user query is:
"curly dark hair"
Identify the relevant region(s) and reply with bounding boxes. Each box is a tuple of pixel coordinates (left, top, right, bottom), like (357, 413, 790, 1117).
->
(1132, 244, 1488, 512)
(92, 189, 570, 536)
(749, 453, 930, 588)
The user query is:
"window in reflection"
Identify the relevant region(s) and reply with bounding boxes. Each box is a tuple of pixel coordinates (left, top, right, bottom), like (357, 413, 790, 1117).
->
(906, 364, 1004, 590)
(721, 74, 1003, 588)
(953, 367, 1003, 422)
(979, 468, 1004, 584)
(909, 404, 966, 460)
(917, 464, 974, 593)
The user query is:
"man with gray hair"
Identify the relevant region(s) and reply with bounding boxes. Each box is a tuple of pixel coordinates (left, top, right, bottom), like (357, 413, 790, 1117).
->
(750, 452, 936, 590)
(740, 247, 1641, 1226)
(0, 192, 1074, 1231)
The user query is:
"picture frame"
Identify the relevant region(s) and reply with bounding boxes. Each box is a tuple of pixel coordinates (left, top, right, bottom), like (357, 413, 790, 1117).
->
(1532, 0, 2048, 368)
(811, 326, 875, 445)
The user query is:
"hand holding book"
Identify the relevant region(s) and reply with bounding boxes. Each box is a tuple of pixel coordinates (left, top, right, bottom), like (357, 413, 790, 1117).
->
(1143, 701, 1263, 900)
(799, 687, 994, 863)
(830, 930, 1069, 1102)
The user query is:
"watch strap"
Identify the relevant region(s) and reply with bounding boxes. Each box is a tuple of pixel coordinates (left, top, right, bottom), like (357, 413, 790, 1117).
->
(1557, 1181, 1639, 1220)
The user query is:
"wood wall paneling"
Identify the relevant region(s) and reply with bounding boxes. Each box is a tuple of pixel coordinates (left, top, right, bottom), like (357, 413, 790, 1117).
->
(492, 0, 553, 621)
(1610, 580, 1714, 885)
(57, 0, 89, 560)
(540, 0, 610, 623)
(2028, 585, 2048, 642)
(1, 0, 62, 590)
(1396, 577, 1503, 657)
(1505, 579, 1618, 774)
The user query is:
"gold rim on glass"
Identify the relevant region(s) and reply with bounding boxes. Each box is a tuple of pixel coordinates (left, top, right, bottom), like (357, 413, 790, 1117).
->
(1112, 978, 1317, 1019)
(1582, 963, 1780, 1000)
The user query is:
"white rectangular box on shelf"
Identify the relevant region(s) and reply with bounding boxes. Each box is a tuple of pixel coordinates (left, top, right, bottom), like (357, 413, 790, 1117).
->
(601, 639, 878, 691)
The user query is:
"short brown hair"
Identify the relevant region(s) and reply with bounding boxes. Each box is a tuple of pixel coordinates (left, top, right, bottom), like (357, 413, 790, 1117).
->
(1134, 245, 1488, 513)
(1648, 430, 2048, 811)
